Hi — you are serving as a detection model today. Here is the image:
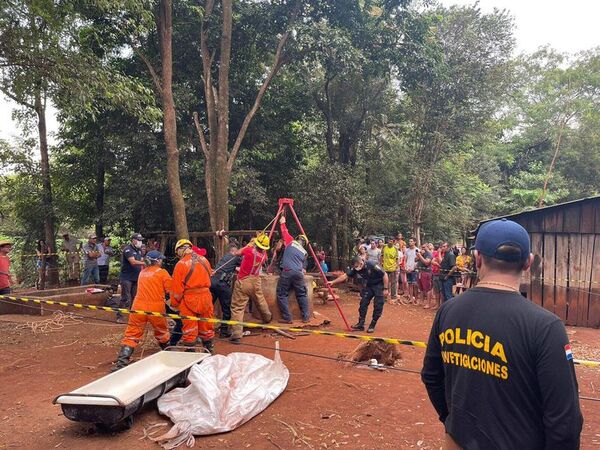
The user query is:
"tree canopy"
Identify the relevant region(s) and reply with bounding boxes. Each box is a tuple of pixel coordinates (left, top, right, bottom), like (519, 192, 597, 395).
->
(1, 0, 599, 268)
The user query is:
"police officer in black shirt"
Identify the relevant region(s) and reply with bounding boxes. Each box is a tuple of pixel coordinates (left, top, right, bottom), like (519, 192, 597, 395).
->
(210, 242, 242, 337)
(421, 219, 582, 449)
(329, 255, 389, 333)
(116, 233, 145, 322)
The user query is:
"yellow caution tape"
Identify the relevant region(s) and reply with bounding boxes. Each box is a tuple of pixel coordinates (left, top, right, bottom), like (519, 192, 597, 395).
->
(1, 294, 598, 367)
(0, 295, 426, 348)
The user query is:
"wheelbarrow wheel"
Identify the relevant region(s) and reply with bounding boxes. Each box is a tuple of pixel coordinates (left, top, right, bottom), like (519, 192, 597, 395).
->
(95, 416, 134, 433)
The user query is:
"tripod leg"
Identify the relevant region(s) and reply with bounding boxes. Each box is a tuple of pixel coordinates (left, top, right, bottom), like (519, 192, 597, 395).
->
(287, 203, 352, 331)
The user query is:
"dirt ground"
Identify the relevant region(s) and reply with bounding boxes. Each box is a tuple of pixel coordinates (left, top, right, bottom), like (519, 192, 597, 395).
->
(0, 291, 599, 450)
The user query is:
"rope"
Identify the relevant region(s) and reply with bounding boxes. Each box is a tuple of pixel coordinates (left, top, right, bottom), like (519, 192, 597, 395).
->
(14, 310, 83, 334)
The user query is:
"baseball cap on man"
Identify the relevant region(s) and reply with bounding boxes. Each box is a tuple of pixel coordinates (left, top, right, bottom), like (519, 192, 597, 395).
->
(475, 219, 530, 262)
(131, 233, 144, 241)
(146, 250, 165, 260)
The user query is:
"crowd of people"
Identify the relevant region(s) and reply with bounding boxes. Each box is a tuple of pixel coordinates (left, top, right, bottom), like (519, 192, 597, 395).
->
(0, 220, 585, 448)
(351, 233, 476, 310)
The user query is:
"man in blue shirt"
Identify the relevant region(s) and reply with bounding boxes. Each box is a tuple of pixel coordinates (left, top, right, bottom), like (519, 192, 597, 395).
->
(276, 216, 310, 323)
(117, 233, 146, 322)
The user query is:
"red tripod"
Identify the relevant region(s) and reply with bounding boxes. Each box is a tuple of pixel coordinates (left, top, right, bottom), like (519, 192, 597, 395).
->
(267, 198, 351, 331)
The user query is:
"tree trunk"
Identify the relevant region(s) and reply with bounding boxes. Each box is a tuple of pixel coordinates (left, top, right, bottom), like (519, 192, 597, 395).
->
(35, 90, 58, 287)
(158, 0, 189, 239)
(330, 211, 339, 271)
(341, 203, 350, 268)
(95, 148, 106, 238)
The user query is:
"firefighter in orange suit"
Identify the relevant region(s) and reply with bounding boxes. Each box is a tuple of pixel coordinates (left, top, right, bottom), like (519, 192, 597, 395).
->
(171, 239, 215, 353)
(111, 250, 172, 371)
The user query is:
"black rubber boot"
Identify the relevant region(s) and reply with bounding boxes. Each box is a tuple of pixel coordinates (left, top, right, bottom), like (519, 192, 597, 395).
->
(159, 341, 169, 350)
(111, 345, 134, 372)
(202, 339, 215, 354)
(219, 325, 232, 338)
(351, 321, 365, 331)
(367, 321, 377, 333)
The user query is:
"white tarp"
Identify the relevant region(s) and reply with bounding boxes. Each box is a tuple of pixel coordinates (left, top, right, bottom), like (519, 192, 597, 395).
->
(152, 345, 289, 448)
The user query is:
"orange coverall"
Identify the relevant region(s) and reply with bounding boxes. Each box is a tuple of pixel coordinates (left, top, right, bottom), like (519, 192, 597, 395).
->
(122, 265, 172, 348)
(172, 253, 214, 343)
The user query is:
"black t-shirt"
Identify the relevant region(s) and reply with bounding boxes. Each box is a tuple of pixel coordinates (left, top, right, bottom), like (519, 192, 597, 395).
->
(346, 260, 385, 286)
(211, 253, 241, 284)
(421, 288, 582, 449)
(441, 251, 456, 275)
(119, 244, 142, 282)
(416, 250, 433, 272)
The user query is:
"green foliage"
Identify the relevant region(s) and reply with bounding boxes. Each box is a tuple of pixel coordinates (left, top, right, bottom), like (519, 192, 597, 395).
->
(1, 0, 600, 260)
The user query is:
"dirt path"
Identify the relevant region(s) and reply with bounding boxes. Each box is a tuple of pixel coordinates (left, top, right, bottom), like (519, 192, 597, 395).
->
(0, 292, 599, 449)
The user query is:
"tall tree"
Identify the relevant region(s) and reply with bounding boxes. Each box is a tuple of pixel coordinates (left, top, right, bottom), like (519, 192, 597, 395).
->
(193, 0, 300, 253)
(400, 5, 515, 243)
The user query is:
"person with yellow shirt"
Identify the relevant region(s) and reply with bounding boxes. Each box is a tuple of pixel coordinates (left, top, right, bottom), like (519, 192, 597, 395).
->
(382, 238, 399, 300)
(456, 247, 472, 293)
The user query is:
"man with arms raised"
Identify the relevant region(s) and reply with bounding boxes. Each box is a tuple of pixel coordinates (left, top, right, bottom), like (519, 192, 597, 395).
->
(421, 219, 582, 449)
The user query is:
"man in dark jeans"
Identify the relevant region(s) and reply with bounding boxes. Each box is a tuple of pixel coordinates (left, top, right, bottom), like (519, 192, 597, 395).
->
(276, 216, 310, 323)
(210, 242, 242, 337)
(117, 233, 146, 323)
(329, 256, 389, 333)
(440, 242, 457, 302)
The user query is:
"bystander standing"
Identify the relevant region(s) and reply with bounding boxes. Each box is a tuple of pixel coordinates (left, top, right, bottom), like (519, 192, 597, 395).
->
(98, 237, 115, 284)
(0, 240, 14, 295)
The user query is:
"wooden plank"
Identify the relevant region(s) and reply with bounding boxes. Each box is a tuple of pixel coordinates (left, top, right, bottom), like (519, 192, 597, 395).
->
(520, 234, 532, 298)
(542, 234, 556, 314)
(580, 203, 595, 234)
(543, 211, 561, 233)
(528, 213, 543, 233)
(529, 233, 544, 307)
(566, 234, 581, 326)
(577, 235, 594, 326)
(588, 235, 600, 328)
(563, 205, 581, 233)
(554, 235, 569, 322)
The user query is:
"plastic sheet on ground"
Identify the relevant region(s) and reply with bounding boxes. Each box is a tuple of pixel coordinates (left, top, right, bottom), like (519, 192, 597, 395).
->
(152, 344, 289, 449)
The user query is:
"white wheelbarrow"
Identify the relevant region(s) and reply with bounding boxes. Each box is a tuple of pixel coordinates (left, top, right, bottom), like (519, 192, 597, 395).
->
(53, 349, 210, 431)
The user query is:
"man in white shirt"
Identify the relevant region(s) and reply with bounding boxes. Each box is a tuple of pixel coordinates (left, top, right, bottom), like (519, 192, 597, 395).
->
(366, 240, 382, 263)
(404, 238, 418, 302)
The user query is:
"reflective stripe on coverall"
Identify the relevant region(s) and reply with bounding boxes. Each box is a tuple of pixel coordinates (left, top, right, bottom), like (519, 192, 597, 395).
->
(172, 253, 214, 342)
(122, 265, 172, 347)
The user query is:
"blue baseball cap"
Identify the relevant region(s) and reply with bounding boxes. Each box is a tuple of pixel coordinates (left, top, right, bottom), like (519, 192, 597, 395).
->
(475, 219, 530, 262)
(146, 250, 165, 260)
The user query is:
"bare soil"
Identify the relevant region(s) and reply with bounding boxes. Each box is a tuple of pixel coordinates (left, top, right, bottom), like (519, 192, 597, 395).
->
(0, 291, 599, 450)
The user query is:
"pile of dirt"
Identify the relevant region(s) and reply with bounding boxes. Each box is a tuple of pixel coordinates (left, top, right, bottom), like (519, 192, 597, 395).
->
(340, 341, 402, 366)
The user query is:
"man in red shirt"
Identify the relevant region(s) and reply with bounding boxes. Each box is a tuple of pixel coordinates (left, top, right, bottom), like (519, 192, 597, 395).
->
(0, 240, 13, 295)
(229, 234, 273, 343)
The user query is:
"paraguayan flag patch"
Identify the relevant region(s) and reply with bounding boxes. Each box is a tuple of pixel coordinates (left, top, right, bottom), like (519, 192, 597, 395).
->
(565, 344, 573, 361)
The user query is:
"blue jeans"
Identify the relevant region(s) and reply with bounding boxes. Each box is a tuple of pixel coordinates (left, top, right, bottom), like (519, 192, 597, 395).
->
(276, 271, 309, 321)
(81, 266, 100, 285)
(442, 277, 455, 303)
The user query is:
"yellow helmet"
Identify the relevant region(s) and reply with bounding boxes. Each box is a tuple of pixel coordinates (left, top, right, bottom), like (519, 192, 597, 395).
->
(297, 234, 309, 245)
(174, 239, 193, 252)
(254, 233, 270, 250)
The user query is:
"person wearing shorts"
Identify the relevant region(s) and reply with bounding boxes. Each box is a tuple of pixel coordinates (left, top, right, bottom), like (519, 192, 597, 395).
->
(416, 244, 433, 308)
(431, 245, 442, 308)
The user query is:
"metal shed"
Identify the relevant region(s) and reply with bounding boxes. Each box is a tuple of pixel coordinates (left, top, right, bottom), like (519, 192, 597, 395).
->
(474, 196, 600, 328)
